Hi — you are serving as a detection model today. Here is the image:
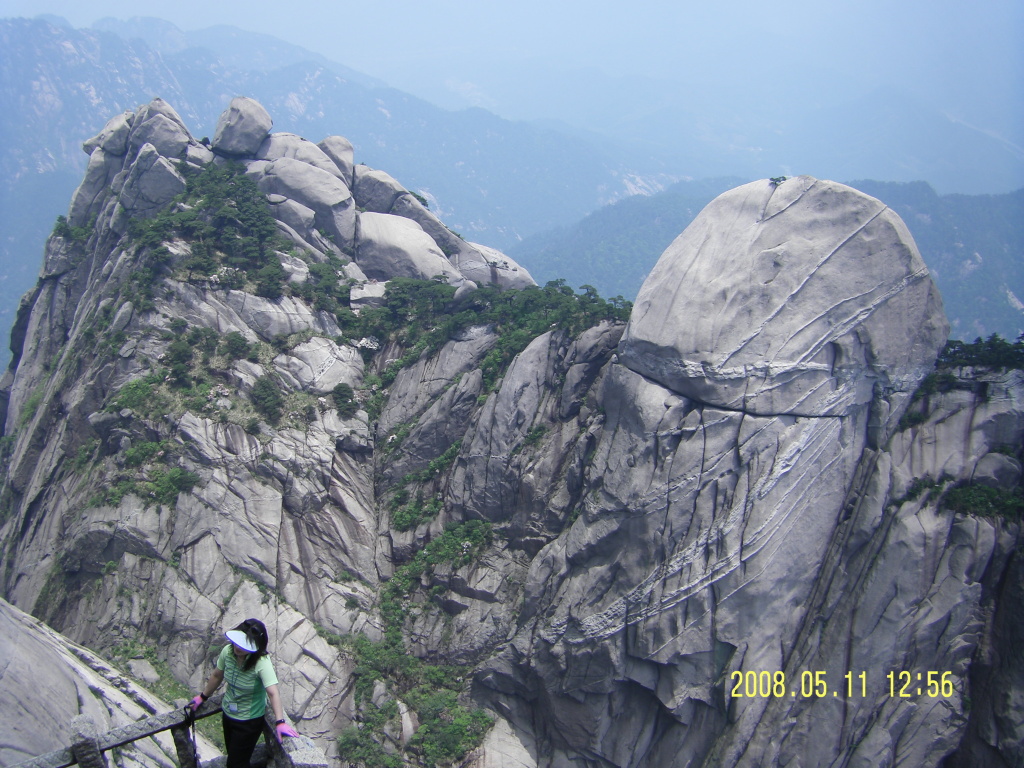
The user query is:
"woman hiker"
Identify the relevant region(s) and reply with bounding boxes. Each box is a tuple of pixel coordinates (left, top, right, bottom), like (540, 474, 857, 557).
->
(190, 618, 299, 767)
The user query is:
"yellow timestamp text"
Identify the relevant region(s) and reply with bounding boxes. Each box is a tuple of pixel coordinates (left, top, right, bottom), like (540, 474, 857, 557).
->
(727, 670, 955, 699)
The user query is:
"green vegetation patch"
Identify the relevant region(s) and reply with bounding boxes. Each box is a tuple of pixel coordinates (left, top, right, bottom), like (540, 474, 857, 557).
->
(391, 493, 443, 533)
(408, 691, 492, 767)
(337, 722, 401, 768)
(900, 334, 1024, 431)
(126, 161, 290, 298)
(345, 277, 631, 403)
(387, 439, 463, 532)
(71, 438, 102, 473)
(339, 521, 495, 767)
(332, 382, 358, 418)
(123, 440, 171, 468)
(938, 334, 1024, 370)
(251, 376, 285, 424)
(98, 466, 200, 509)
(52, 214, 93, 244)
(109, 373, 169, 417)
(889, 475, 953, 508)
(221, 331, 252, 361)
(19, 386, 45, 428)
(912, 371, 961, 399)
(381, 521, 492, 616)
(942, 481, 1023, 520)
(295, 260, 351, 314)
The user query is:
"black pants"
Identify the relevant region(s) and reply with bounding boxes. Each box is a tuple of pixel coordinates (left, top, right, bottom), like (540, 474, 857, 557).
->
(222, 713, 265, 768)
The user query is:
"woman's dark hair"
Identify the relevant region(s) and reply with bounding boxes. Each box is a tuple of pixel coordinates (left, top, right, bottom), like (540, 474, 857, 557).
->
(233, 618, 269, 671)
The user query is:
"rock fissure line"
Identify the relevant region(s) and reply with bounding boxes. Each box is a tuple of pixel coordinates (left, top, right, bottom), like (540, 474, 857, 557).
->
(619, 357, 857, 420)
(718, 206, 888, 368)
(759, 179, 817, 223)
(550, 456, 822, 644)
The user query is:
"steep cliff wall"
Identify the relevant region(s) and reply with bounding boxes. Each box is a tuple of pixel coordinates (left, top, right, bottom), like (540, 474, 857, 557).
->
(471, 180, 1022, 767)
(0, 100, 1020, 768)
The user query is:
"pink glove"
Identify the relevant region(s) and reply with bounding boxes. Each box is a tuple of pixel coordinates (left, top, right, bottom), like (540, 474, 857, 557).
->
(275, 722, 299, 742)
(189, 695, 204, 712)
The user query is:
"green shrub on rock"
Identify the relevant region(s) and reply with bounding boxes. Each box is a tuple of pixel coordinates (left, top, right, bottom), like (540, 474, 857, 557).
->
(221, 331, 251, 360)
(332, 382, 358, 417)
(942, 482, 1023, 520)
(251, 377, 284, 424)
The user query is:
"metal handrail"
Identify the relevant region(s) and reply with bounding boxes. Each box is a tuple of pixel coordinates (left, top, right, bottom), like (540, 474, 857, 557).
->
(12, 693, 327, 768)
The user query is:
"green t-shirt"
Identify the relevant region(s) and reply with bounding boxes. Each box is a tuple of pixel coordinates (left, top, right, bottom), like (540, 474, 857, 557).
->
(217, 645, 278, 720)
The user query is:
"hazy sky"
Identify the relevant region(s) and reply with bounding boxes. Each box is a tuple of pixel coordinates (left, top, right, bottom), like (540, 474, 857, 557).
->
(1, 0, 1022, 142)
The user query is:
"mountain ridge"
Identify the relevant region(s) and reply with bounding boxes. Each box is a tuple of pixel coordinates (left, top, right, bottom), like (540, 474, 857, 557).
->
(0, 16, 675, 366)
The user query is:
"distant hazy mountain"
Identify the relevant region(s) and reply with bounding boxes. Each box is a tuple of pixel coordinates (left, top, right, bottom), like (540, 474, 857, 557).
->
(510, 178, 1024, 341)
(850, 180, 1024, 340)
(92, 16, 387, 87)
(0, 16, 674, 364)
(400, 60, 1024, 196)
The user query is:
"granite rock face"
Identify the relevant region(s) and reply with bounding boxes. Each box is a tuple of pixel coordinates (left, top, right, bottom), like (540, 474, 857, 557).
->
(0, 597, 219, 768)
(0, 96, 534, 764)
(355, 212, 463, 282)
(0, 102, 1020, 768)
(212, 96, 273, 156)
(620, 177, 948, 421)
(466, 180, 1020, 768)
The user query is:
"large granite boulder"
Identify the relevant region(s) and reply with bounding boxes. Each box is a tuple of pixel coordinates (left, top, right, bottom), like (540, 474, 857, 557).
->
(0, 597, 218, 768)
(249, 157, 356, 247)
(256, 133, 347, 180)
(126, 98, 192, 159)
(116, 143, 187, 219)
(353, 166, 408, 212)
(469, 178, 997, 768)
(619, 177, 949, 420)
(355, 212, 461, 282)
(455, 241, 536, 290)
(212, 96, 273, 157)
(318, 135, 355, 184)
(83, 110, 134, 156)
(69, 147, 121, 227)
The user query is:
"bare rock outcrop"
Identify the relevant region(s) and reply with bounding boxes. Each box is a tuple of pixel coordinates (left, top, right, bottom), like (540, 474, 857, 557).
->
(318, 135, 355, 185)
(0, 597, 218, 768)
(620, 177, 948, 420)
(356, 212, 463, 283)
(470, 179, 1020, 768)
(0, 95, 538, 764)
(212, 95, 273, 156)
(256, 132, 347, 180)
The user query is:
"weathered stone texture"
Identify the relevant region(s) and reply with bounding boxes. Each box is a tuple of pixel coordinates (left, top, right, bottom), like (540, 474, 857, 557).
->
(211, 96, 272, 156)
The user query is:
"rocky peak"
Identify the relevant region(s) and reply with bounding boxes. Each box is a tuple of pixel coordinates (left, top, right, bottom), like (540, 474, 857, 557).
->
(620, 177, 948, 422)
(212, 95, 274, 157)
(63, 96, 534, 291)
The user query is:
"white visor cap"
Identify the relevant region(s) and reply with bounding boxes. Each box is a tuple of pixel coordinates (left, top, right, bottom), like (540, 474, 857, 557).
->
(225, 629, 258, 653)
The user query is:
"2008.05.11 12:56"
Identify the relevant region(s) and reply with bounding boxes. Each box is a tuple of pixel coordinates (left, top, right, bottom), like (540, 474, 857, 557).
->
(728, 670, 955, 698)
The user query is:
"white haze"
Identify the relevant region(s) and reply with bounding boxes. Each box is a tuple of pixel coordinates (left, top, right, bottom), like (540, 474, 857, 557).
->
(2, 0, 1021, 154)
